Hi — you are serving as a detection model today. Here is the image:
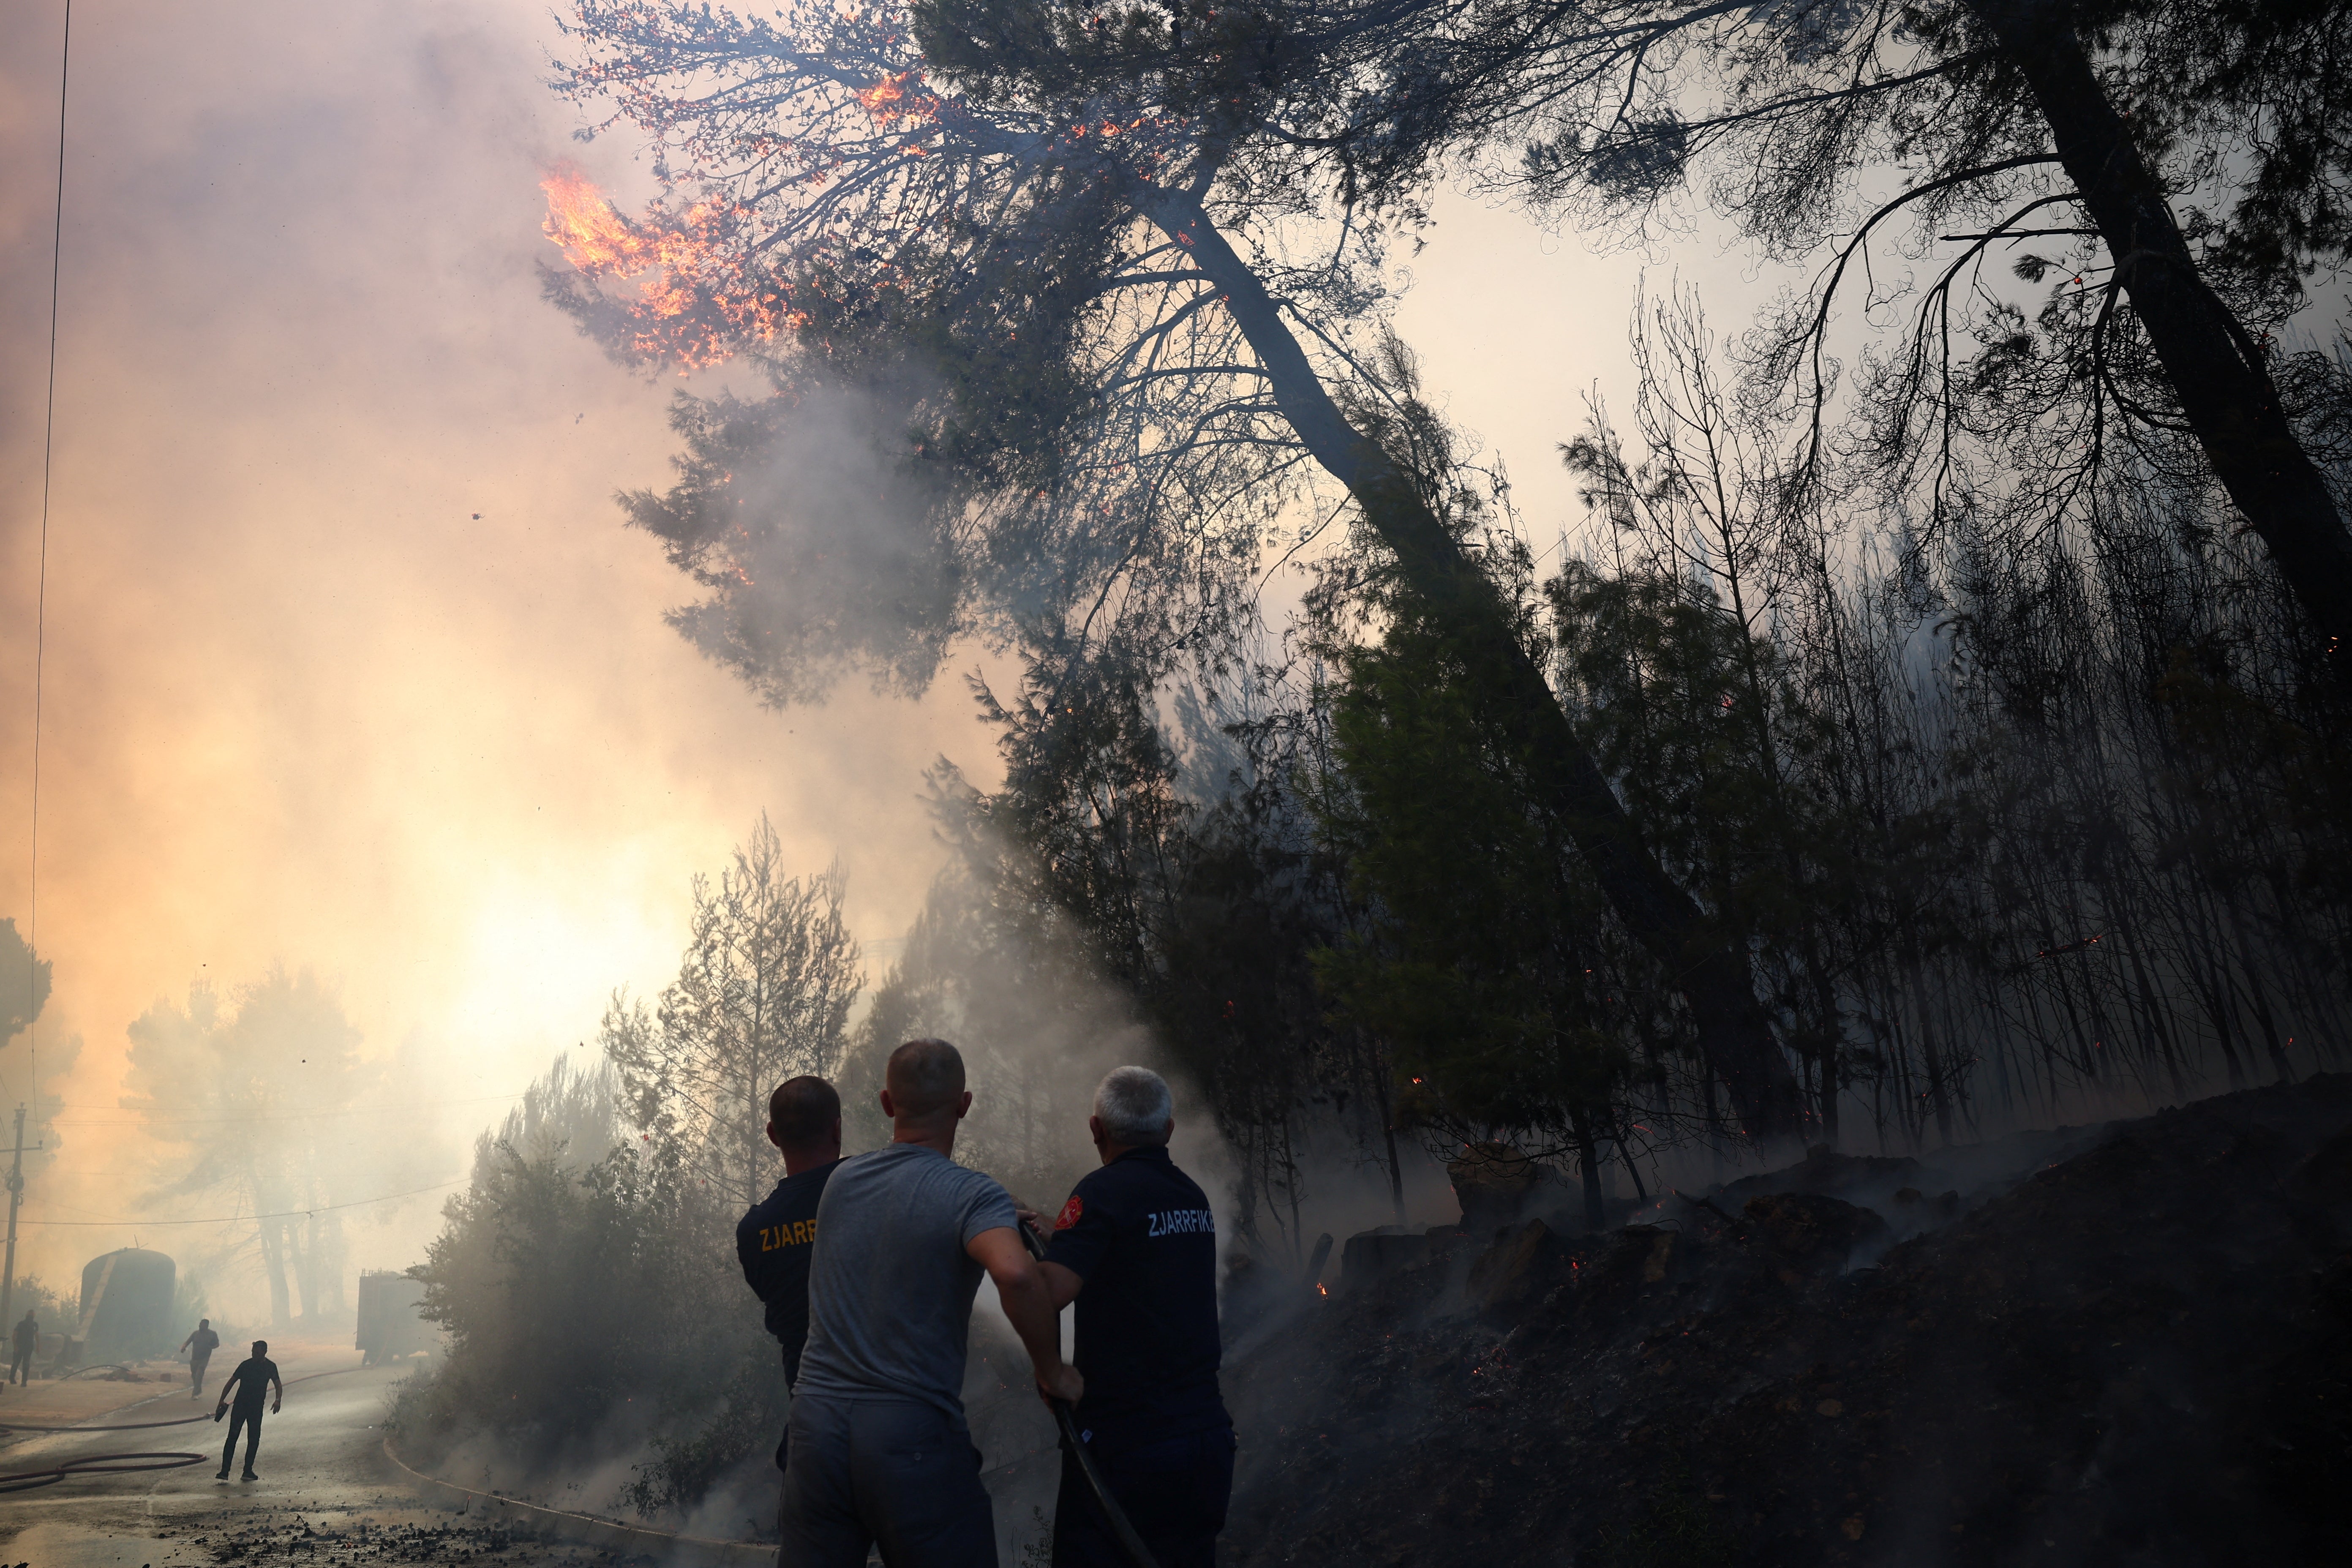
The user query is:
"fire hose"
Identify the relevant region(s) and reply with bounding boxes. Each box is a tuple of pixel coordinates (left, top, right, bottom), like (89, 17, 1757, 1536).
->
(1018, 1223, 1161, 1568)
(0, 1364, 367, 1493)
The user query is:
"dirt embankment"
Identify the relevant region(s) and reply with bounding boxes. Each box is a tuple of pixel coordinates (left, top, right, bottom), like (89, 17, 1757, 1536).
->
(1221, 1076, 2352, 1568)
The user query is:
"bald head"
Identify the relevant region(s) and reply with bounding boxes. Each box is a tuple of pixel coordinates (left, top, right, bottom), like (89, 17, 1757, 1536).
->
(886, 1039, 967, 1118)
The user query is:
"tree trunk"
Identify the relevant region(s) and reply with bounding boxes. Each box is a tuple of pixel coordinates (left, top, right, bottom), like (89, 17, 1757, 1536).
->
(256, 1218, 292, 1331)
(1578, 1139, 1605, 1233)
(1147, 190, 1803, 1140)
(1975, 0, 2352, 635)
(1365, 1034, 1408, 1227)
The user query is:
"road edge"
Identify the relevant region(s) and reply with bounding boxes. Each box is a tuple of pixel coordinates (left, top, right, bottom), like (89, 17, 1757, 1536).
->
(379, 1434, 770, 1565)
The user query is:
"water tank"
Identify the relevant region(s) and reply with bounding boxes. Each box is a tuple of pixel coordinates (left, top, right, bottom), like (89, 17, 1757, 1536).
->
(77, 1247, 176, 1362)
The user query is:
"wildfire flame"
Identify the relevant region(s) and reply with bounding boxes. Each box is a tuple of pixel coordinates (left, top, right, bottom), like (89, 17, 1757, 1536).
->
(1316, 1282, 1328, 1297)
(539, 163, 804, 370)
(541, 165, 651, 275)
(856, 70, 934, 127)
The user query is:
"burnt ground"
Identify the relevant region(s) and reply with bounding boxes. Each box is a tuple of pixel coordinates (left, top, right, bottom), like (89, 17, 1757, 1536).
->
(1221, 1075, 2352, 1568)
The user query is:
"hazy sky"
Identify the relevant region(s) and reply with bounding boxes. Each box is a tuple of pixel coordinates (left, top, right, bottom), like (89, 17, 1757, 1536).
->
(0, 0, 1715, 1304)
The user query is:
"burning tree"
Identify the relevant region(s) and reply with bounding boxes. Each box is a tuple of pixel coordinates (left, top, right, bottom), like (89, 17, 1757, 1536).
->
(543, 0, 1805, 1136)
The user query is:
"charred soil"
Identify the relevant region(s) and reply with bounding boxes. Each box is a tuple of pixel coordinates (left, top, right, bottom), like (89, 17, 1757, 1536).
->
(1223, 1076, 2352, 1567)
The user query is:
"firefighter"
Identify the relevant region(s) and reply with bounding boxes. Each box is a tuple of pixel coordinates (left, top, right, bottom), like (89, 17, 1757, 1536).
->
(780, 1038, 1080, 1568)
(738, 1073, 848, 1540)
(180, 1317, 221, 1399)
(737, 1075, 848, 1390)
(212, 1339, 282, 1482)
(1030, 1066, 1235, 1568)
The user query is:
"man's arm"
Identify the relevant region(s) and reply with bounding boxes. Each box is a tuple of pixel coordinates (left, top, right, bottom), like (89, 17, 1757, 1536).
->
(967, 1226, 1082, 1404)
(1013, 1209, 1089, 1311)
(269, 1366, 283, 1413)
(1038, 1260, 1083, 1311)
(736, 1219, 763, 1295)
(179, 1331, 194, 1353)
(213, 1370, 237, 1416)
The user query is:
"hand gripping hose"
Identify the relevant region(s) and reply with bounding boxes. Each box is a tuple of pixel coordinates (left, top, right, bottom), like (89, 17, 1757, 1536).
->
(0, 1364, 365, 1492)
(1018, 1224, 1161, 1568)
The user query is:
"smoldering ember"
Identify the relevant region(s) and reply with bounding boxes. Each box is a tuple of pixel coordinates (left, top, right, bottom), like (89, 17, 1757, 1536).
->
(3, 1, 2349, 1566)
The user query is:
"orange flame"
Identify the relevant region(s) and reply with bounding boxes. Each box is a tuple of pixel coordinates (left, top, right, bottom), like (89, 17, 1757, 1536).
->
(539, 164, 804, 369)
(541, 165, 652, 275)
(856, 70, 933, 127)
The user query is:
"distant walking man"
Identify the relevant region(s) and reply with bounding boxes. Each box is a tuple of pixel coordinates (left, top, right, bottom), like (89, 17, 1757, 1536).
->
(8, 1310, 36, 1385)
(781, 1038, 1081, 1568)
(212, 1339, 281, 1482)
(180, 1317, 221, 1399)
(1032, 1066, 1236, 1568)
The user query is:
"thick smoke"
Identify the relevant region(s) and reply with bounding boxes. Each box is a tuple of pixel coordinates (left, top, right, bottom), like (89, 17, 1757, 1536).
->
(0, 0, 984, 1320)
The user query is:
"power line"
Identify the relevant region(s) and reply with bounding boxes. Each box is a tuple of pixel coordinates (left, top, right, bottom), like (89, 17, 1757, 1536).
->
(6, 1, 71, 1333)
(49, 1090, 529, 1126)
(24, 0, 70, 1110)
(14, 1176, 464, 1228)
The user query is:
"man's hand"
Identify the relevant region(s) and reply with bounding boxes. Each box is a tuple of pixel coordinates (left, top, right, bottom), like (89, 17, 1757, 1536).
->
(270, 1399, 281, 1414)
(1013, 1205, 1046, 1241)
(213, 1405, 226, 1422)
(968, 1225, 1082, 1408)
(1038, 1360, 1083, 1406)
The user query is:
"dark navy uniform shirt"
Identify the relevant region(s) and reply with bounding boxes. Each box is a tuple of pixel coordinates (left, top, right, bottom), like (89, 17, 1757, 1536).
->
(1043, 1145, 1229, 1448)
(736, 1158, 845, 1385)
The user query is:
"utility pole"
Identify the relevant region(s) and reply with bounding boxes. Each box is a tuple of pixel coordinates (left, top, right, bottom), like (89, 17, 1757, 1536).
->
(2, 1105, 35, 1325)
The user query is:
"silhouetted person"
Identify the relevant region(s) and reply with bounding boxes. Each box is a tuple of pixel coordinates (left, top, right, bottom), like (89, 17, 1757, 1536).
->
(8, 1311, 35, 1385)
(181, 1317, 221, 1399)
(213, 1339, 281, 1482)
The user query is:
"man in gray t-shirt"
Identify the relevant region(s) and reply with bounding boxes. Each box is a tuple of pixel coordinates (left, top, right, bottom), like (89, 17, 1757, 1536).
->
(781, 1038, 1080, 1568)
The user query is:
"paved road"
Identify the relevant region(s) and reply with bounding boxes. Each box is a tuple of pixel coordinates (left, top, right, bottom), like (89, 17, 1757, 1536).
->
(0, 1360, 634, 1568)
(0, 1355, 1057, 1568)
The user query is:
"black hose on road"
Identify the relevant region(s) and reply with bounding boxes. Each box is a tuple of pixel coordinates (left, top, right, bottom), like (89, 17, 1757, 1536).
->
(0, 1363, 368, 1493)
(0, 1450, 206, 1493)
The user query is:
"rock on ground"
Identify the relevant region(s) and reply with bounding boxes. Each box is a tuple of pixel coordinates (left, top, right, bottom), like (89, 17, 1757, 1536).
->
(1221, 1076, 2352, 1568)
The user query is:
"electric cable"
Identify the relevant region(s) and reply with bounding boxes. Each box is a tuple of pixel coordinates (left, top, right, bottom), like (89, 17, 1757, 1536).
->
(0, 1363, 363, 1493)
(52, 1090, 529, 1126)
(19, 0, 71, 1114)
(16, 1176, 464, 1227)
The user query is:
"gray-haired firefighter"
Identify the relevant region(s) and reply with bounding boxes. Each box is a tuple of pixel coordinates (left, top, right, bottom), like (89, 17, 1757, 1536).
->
(779, 1038, 1080, 1568)
(1029, 1066, 1235, 1568)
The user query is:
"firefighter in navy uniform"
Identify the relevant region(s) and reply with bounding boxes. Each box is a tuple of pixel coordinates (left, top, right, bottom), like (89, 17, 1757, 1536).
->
(1033, 1066, 1235, 1568)
(737, 1071, 849, 1546)
(737, 1075, 848, 1387)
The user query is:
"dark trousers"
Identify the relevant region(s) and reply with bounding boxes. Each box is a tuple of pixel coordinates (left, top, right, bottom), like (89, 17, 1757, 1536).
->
(7, 1345, 30, 1385)
(220, 1406, 263, 1476)
(1052, 1425, 1236, 1568)
(778, 1394, 995, 1568)
(190, 1354, 211, 1396)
